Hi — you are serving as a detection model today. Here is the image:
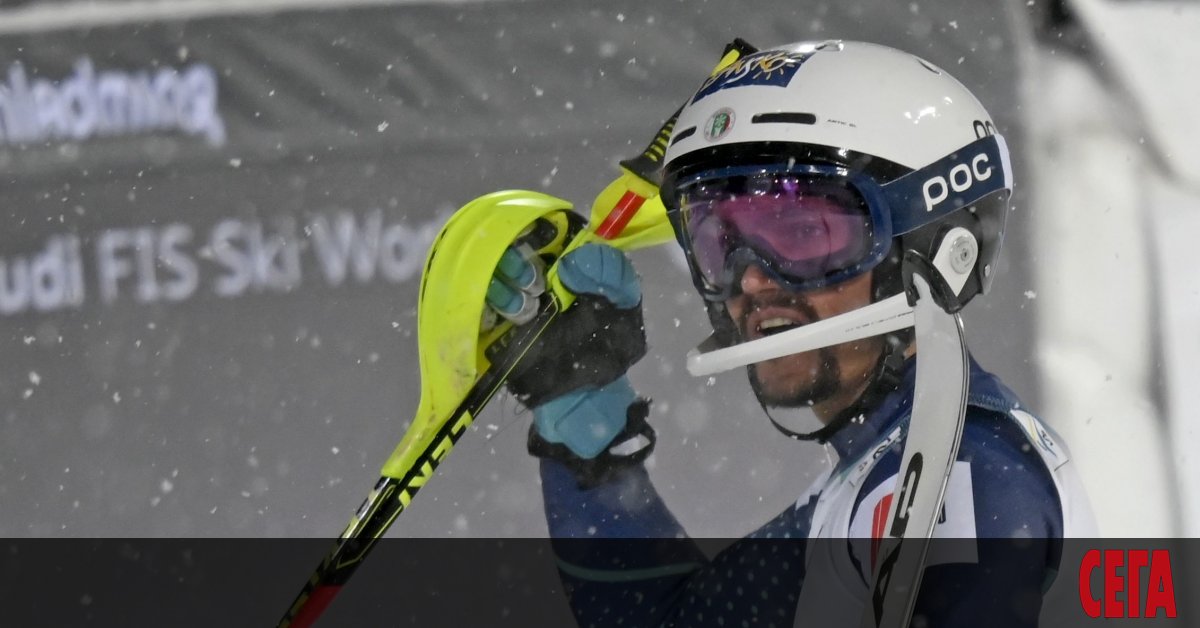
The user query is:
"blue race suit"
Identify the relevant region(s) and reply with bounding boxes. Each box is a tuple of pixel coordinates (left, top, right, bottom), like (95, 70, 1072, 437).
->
(539, 356, 1096, 628)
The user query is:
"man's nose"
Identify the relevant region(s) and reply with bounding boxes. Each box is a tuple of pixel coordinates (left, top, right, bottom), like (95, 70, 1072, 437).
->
(739, 263, 780, 296)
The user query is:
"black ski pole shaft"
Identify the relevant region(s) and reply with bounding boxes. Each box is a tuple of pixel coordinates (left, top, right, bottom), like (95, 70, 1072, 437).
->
(276, 300, 563, 628)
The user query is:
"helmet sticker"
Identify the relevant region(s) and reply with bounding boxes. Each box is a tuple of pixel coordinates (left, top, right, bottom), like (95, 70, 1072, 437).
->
(704, 108, 736, 142)
(691, 50, 812, 104)
(880, 134, 1012, 235)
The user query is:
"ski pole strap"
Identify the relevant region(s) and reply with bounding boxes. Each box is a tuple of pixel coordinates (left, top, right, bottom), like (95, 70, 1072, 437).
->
(528, 398, 656, 489)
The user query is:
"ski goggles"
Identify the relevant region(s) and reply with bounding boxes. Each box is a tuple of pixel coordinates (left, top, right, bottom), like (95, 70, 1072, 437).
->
(669, 164, 891, 300)
(667, 135, 1012, 301)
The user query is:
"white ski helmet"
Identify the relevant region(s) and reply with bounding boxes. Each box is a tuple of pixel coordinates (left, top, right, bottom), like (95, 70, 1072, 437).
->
(661, 40, 1013, 332)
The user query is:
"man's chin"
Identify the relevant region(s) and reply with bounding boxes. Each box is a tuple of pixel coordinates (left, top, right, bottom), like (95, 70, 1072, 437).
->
(749, 366, 814, 407)
(747, 349, 840, 408)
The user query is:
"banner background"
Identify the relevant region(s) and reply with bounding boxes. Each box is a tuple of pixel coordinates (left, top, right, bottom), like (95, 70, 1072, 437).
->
(0, 0, 1033, 537)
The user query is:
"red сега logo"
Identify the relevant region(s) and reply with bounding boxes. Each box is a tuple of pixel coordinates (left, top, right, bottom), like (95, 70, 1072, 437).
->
(1079, 549, 1177, 619)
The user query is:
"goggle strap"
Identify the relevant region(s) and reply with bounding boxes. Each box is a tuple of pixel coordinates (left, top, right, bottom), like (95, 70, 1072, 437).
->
(686, 292, 915, 376)
(881, 134, 1011, 235)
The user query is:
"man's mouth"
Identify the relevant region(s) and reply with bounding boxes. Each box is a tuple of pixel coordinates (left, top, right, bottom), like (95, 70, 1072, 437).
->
(736, 294, 818, 341)
(757, 317, 803, 337)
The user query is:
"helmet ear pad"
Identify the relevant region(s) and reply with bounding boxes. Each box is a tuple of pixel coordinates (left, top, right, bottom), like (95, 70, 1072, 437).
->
(894, 189, 1008, 307)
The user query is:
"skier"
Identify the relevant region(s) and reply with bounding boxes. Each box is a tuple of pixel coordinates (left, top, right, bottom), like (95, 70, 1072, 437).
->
(486, 41, 1095, 627)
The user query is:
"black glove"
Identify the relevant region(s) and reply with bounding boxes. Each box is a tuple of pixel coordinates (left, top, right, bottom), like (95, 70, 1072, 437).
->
(489, 241, 647, 409)
(484, 238, 653, 486)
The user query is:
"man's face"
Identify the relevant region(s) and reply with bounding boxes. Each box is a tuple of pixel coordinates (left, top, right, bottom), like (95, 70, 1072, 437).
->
(723, 264, 884, 417)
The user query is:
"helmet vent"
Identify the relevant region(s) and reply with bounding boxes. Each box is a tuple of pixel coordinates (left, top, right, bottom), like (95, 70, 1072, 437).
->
(670, 126, 697, 146)
(751, 112, 817, 125)
(915, 58, 943, 75)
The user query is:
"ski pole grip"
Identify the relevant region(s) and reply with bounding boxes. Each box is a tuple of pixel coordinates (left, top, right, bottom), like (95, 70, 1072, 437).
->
(617, 104, 682, 187)
(546, 38, 760, 309)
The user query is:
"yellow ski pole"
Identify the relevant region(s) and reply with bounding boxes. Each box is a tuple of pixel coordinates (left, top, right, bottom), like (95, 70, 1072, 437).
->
(275, 39, 756, 628)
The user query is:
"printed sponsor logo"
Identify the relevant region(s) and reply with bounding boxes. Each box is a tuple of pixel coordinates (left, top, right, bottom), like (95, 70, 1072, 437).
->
(0, 235, 86, 316)
(921, 153, 993, 212)
(973, 119, 997, 139)
(869, 492, 894, 569)
(1011, 409, 1068, 469)
(0, 209, 445, 317)
(703, 108, 735, 142)
(850, 427, 902, 486)
(0, 57, 225, 147)
(851, 461, 977, 572)
(889, 453, 923, 536)
(691, 50, 810, 104)
(1079, 549, 1177, 619)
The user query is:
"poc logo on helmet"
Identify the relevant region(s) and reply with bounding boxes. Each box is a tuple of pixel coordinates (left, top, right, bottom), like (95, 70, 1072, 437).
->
(921, 153, 993, 212)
